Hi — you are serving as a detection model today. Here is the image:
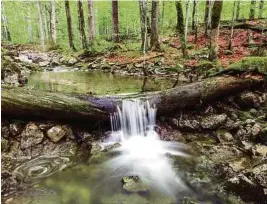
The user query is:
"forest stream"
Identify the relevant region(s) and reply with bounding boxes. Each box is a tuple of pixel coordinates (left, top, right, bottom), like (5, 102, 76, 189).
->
(1, 1, 267, 203)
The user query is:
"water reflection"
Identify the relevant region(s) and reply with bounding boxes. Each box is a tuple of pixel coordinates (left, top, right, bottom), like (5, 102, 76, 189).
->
(26, 71, 175, 95)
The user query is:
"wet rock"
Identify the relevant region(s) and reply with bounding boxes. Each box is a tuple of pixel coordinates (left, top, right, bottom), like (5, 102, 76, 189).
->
(90, 142, 102, 154)
(216, 130, 234, 142)
(68, 57, 78, 65)
(51, 56, 60, 66)
(241, 141, 253, 151)
(172, 118, 200, 131)
(253, 145, 267, 157)
(18, 74, 28, 85)
(238, 92, 262, 108)
(200, 114, 227, 129)
(9, 122, 23, 137)
(20, 122, 44, 149)
(251, 123, 262, 137)
(46, 125, 66, 143)
(3, 73, 19, 85)
(1, 138, 9, 152)
(122, 176, 148, 193)
(225, 173, 265, 203)
(39, 61, 50, 67)
(2, 124, 10, 139)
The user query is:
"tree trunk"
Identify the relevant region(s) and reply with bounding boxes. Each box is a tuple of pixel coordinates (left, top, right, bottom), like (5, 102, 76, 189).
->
(258, 0, 264, 19)
(209, 0, 223, 61)
(184, 0, 190, 43)
(192, 0, 197, 30)
(194, 0, 199, 44)
(43, 5, 49, 42)
(112, 0, 119, 43)
(87, 0, 95, 42)
(139, 0, 149, 52)
(77, 0, 88, 49)
(236, 1, 240, 20)
(249, 0, 256, 20)
(204, 0, 210, 37)
(65, 0, 76, 51)
(2, 76, 264, 122)
(150, 0, 160, 51)
(27, 1, 33, 44)
(176, 0, 187, 58)
(1, 2, 11, 41)
(51, 0, 56, 45)
(37, 0, 45, 50)
(228, 1, 237, 50)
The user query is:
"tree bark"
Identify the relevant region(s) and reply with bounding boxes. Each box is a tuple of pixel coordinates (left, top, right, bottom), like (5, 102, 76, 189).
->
(209, 0, 223, 61)
(87, 0, 95, 42)
(176, 0, 187, 58)
(65, 0, 76, 51)
(1, 2, 11, 41)
(37, 0, 45, 51)
(112, 0, 119, 43)
(139, 0, 149, 52)
(236, 1, 240, 20)
(249, 0, 256, 20)
(27, 1, 33, 44)
(192, 0, 197, 30)
(258, 0, 264, 19)
(204, 0, 210, 37)
(150, 0, 160, 51)
(228, 1, 237, 50)
(51, 0, 56, 45)
(77, 0, 88, 49)
(2, 76, 264, 122)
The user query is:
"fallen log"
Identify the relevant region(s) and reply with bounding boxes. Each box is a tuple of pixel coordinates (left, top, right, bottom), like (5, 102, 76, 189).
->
(1, 75, 265, 122)
(221, 23, 267, 32)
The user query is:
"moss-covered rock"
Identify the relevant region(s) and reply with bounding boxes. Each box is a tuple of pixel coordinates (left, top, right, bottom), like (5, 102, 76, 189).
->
(227, 57, 267, 75)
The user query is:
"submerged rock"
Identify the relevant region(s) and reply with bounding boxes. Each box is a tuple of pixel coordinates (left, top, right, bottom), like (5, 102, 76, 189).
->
(20, 122, 44, 149)
(122, 176, 148, 193)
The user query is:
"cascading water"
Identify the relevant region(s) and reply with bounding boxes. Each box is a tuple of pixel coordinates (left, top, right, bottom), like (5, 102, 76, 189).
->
(104, 99, 188, 196)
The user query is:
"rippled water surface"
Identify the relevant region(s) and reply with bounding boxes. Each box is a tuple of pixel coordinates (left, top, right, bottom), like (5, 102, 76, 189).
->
(26, 71, 175, 95)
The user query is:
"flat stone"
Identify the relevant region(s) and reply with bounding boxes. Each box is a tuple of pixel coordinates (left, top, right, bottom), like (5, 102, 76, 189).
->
(253, 145, 267, 157)
(47, 126, 66, 143)
(201, 114, 227, 129)
(20, 122, 44, 149)
(122, 176, 148, 193)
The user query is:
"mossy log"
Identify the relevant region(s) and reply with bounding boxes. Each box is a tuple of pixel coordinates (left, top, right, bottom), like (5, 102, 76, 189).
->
(221, 23, 267, 32)
(1, 76, 265, 122)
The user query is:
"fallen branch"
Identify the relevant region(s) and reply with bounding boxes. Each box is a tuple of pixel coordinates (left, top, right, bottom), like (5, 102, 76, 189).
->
(2, 75, 265, 122)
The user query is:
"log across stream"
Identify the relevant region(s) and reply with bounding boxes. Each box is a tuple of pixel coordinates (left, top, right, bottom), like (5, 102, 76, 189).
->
(2, 75, 265, 122)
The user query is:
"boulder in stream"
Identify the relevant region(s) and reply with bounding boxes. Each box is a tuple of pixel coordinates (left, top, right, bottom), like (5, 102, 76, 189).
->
(46, 125, 67, 143)
(122, 176, 148, 193)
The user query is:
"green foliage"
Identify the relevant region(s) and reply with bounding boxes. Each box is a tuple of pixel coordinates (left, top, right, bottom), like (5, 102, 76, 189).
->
(227, 57, 267, 74)
(2, 1, 267, 52)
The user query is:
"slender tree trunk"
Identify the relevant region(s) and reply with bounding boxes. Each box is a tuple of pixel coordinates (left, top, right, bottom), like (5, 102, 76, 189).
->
(1, 2, 11, 41)
(176, 0, 187, 58)
(185, 0, 190, 43)
(192, 0, 197, 30)
(249, 0, 256, 20)
(139, 0, 149, 52)
(194, 0, 199, 44)
(209, 0, 223, 61)
(43, 4, 49, 42)
(65, 0, 76, 51)
(37, 0, 45, 50)
(87, 0, 95, 41)
(228, 1, 237, 50)
(112, 0, 119, 43)
(150, 0, 160, 51)
(258, 0, 264, 19)
(50, 0, 56, 45)
(26, 2, 33, 43)
(77, 0, 88, 49)
(236, 1, 240, 20)
(204, 0, 210, 37)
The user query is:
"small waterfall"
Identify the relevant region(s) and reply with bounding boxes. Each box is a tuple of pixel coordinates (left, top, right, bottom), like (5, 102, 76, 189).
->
(110, 99, 156, 139)
(104, 99, 188, 196)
